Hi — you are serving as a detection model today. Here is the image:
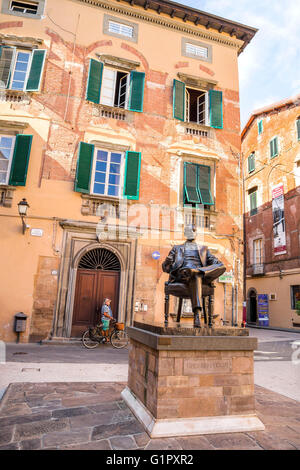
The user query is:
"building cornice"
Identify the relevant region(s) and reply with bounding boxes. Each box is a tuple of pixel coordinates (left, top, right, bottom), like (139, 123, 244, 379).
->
(74, 0, 256, 53)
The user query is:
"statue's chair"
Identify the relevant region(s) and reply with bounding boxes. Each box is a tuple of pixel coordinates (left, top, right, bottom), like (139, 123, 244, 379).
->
(164, 280, 216, 327)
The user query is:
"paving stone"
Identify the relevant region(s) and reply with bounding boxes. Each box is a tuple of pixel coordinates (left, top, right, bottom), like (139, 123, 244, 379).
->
(110, 435, 138, 450)
(116, 400, 128, 410)
(70, 411, 114, 429)
(0, 411, 51, 428)
(0, 426, 14, 445)
(52, 407, 92, 418)
(206, 433, 263, 450)
(61, 440, 112, 450)
(0, 443, 19, 450)
(20, 438, 42, 450)
(176, 436, 214, 450)
(87, 401, 119, 413)
(43, 429, 91, 448)
(133, 432, 151, 448)
(145, 438, 183, 450)
(14, 418, 69, 440)
(92, 420, 144, 441)
(0, 403, 32, 417)
(246, 431, 297, 450)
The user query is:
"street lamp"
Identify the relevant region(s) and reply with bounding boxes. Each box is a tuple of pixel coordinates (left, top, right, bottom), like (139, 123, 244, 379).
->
(17, 198, 30, 234)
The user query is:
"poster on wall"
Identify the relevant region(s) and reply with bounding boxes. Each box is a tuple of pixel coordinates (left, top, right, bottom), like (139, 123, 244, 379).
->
(258, 294, 269, 327)
(272, 184, 286, 256)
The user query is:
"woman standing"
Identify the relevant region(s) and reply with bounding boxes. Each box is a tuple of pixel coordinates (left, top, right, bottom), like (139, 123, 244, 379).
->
(101, 298, 114, 342)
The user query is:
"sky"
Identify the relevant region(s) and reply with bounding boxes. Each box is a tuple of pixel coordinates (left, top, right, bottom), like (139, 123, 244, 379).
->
(180, 0, 300, 129)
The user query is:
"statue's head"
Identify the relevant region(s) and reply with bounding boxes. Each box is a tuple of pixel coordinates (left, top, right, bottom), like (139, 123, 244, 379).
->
(184, 224, 197, 241)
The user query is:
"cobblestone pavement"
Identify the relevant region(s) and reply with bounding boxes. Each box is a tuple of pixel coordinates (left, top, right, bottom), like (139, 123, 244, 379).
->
(0, 382, 299, 450)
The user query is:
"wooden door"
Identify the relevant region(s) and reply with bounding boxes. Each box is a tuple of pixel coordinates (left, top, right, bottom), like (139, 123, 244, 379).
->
(71, 269, 119, 337)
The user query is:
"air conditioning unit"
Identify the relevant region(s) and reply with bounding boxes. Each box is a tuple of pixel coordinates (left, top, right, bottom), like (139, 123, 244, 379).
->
(269, 293, 277, 301)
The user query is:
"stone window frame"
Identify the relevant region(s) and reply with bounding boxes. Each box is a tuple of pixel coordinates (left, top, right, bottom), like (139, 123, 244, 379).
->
(177, 72, 218, 130)
(181, 37, 212, 64)
(1, 0, 46, 20)
(178, 153, 217, 210)
(81, 139, 131, 216)
(103, 13, 139, 43)
(0, 120, 28, 207)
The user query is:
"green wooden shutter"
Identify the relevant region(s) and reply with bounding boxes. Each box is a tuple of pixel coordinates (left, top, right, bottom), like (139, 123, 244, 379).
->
(173, 79, 185, 121)
(297, 119, 300, 140)
(74, 142, 94, 193)
(248, 153, 255, 173)
(209, 89, 223, 129)
(123, 151, 141, 200)
(184, 162, 201, 203)
(26, 49, 46, 91)
(258, 119, 263, 135)
(198, 165, 214, 205)
(9, 134, 33, 186)
(270, 137, 278, 158)
(128, 71, 145, 112)
(250, 191, 257, 215)
(86, 59, 103, 104)
(0, 46, 15, 88)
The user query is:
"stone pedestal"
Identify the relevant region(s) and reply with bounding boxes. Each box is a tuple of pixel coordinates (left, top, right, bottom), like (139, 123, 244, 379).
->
(121, 322, 265, 438)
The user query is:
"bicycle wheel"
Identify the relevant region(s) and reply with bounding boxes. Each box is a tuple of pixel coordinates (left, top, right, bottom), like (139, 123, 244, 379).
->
(82, 329, 99, 349)
(110, 330, 129, 349)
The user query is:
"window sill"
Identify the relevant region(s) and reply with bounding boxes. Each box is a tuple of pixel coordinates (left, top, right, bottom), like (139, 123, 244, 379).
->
(92, 103, 132, 122)
(0, 184, 16, 208)
(179, 207, 217, 231)
(180, 121, 212, 138)
(0, 90, 31, 103)
(81, 193, 127, 217)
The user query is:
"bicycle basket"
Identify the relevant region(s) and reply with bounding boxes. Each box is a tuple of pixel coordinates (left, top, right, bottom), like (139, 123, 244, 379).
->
(116, 322, 124, 330)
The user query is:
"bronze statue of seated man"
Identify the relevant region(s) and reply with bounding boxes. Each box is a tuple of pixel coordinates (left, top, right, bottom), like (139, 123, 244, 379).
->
(162, 224, 226, 328)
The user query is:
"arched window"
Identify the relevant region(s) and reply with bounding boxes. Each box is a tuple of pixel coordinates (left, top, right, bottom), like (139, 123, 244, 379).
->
(78, 248, 120, 271)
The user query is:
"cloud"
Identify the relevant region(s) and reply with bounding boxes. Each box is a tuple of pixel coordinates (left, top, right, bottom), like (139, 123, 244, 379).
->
(183, 0, 300, 127)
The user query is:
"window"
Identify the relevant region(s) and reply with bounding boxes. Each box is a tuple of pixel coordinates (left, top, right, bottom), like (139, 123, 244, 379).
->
(108, 21, 133, 38)
(86, 59, 145, 112)
(1, 0, 45, 18)
(92, 149, 124, 198)
(10, 1, 38, 14)
(0, 135, 15, 184)
(186, 43, 208, 59)
(248, 153, 255, 173)
(249, 187, 258, 216)
(291, 286, 300, 310)
(181, 38, 212, 63)
(183, 162, 214, 207)
(100, 67, 130, 108)
(0, 133, 33, 186)
(253, 239, 263, 265)
(103, 14, 138, 43)
(258, 119, 263, 135)
(0, 47, 46, 91)
(296, 118, 300, 141)
(75, 142, 141, 200)
(173, 80, 222, 128)
(270, 137, 278, 158)
(185, 87, 208, 125)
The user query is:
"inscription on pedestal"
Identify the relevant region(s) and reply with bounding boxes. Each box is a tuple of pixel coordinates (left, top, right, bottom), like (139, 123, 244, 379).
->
(184, 359, 231, 375)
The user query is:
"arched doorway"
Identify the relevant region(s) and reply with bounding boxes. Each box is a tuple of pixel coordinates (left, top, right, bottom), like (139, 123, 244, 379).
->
(71, 248, 121, 337)
(248, 289, 258, 324)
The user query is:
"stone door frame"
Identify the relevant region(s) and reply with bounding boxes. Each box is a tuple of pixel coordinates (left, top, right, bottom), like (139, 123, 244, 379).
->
(52, 220, 137, 338)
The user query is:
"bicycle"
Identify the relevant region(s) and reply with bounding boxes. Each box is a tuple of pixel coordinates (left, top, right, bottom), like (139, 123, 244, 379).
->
(82, 320, 129, 350)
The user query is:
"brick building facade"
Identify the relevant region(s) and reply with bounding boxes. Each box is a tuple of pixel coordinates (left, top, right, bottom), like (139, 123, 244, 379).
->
(0, 0, 256, 342)
(242, 94, 300, 329)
